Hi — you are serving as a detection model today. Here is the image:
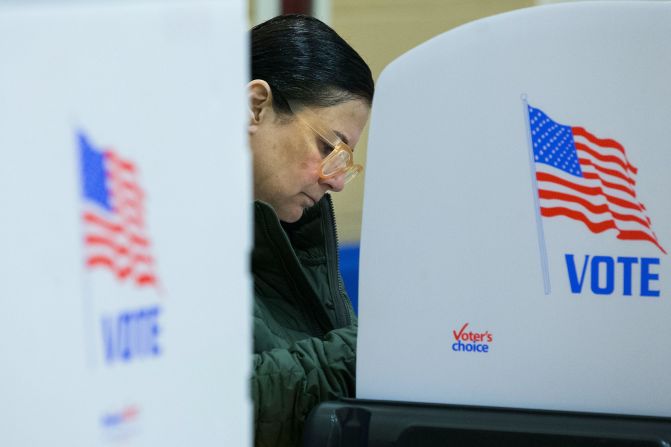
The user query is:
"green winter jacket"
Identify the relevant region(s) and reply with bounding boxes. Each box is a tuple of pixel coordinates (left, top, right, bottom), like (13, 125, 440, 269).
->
(251, 194, 357, 447)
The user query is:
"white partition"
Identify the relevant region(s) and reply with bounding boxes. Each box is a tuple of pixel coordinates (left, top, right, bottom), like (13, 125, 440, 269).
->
(0, 2, 250, 445)
(358, 2, 671, 418)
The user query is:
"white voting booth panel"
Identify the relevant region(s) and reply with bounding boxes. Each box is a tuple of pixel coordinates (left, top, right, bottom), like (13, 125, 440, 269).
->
(0, 2, 250, 446)
(358, 2, 671, 418)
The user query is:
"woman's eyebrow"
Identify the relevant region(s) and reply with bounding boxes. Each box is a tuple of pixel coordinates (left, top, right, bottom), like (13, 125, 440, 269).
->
(334, 130, 349, 145)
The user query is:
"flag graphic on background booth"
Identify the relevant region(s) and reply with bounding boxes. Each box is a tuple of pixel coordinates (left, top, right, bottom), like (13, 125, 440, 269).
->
(79, 132, 160, 287)
(527, 105, 665, 254)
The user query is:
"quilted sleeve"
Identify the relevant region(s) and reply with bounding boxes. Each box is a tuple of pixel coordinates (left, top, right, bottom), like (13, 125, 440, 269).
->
(251, 325, 357, 447)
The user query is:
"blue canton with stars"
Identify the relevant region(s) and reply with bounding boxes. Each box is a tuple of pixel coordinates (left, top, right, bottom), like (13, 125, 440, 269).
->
(528, 105, 583, 178)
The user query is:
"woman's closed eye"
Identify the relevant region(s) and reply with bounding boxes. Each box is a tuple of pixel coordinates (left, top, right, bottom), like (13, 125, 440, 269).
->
(318, 139, 332, 157)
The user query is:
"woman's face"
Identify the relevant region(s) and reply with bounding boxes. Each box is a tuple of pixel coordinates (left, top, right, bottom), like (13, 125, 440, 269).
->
(249, 87, 370, 223)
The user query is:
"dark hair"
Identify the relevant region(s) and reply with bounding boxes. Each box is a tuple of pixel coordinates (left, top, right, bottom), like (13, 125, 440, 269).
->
(251, 14, 374, 114)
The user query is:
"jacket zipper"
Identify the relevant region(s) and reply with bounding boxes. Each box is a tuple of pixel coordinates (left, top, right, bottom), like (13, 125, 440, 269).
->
(324, 194, 352, 327)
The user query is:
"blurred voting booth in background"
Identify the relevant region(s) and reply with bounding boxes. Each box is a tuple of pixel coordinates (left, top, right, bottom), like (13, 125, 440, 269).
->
(306, 2, 671, 446)
(0, 2, 250, 446)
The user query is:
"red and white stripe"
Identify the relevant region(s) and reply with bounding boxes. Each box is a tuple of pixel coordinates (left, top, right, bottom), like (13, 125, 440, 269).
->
(536, 126, 666, 254)
(83, 150, 159, 287)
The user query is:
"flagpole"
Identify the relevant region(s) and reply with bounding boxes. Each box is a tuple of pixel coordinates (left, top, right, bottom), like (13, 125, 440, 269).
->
(521, 95, 551, 295)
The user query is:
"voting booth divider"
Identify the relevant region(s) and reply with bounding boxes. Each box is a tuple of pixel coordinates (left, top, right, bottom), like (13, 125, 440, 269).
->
(305, 2, 671, 445)
(0, 2, 250, 446)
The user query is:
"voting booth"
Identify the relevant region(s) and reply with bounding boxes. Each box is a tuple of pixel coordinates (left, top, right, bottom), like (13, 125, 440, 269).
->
(306, 2, 671, 445)
(0, 2, 250, 445)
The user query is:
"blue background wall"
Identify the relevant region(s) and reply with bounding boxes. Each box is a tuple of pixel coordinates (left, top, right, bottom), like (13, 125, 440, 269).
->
(339, 244, 360, 315)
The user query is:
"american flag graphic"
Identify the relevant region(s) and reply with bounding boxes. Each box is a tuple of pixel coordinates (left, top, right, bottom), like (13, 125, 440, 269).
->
(528, 105, 666, 254)
(79, 132, 160, 287)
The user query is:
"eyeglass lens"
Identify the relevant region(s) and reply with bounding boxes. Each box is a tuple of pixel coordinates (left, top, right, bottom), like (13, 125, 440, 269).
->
(321, 149, 351, 177)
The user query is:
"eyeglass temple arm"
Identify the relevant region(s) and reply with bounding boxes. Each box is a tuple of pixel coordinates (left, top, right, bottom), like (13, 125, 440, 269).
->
(286, 101, 344, 148)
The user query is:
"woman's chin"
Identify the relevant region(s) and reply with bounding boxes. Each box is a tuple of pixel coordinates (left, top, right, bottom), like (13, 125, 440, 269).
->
(278, 206, 303, 223)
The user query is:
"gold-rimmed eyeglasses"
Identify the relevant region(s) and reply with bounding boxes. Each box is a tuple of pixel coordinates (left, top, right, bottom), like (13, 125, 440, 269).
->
(287, 101, 363, 185)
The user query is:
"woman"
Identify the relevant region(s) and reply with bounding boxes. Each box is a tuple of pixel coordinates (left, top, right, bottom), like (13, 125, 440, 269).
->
(248, 14, 374, 447)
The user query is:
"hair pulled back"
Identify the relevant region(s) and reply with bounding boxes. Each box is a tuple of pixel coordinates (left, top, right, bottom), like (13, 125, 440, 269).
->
(251, 14, 374, 114)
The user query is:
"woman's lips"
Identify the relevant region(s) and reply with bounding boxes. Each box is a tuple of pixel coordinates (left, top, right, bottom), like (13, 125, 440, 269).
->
(303, 192, 317, 206)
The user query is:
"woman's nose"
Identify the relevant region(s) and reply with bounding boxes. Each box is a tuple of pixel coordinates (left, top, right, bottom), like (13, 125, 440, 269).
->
(320, 172, 346, 192)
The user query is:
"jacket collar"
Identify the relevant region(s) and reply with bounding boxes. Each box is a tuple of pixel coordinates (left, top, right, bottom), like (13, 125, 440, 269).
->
(252, 196, 337, 333)
(252, 195, 332, 280)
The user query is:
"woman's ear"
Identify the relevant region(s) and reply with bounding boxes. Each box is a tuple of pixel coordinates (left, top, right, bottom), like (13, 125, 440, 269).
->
(247, 80, 273, 134)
